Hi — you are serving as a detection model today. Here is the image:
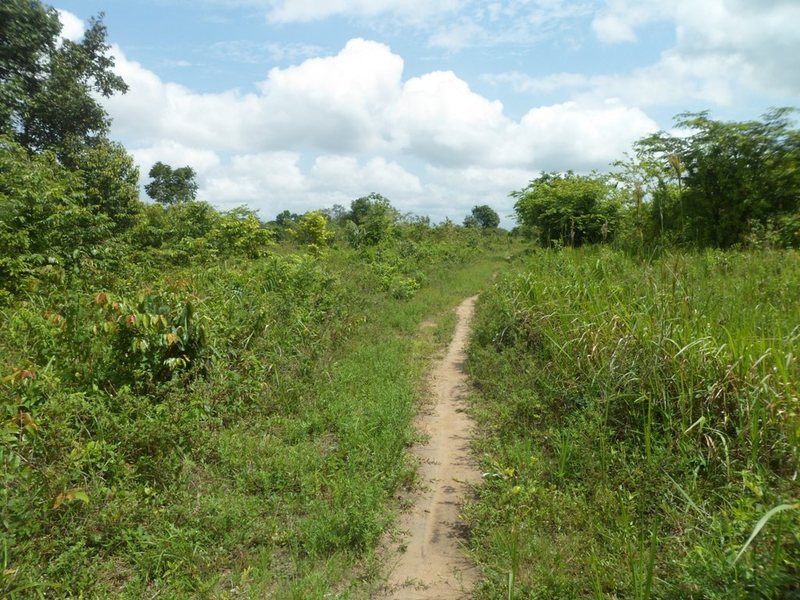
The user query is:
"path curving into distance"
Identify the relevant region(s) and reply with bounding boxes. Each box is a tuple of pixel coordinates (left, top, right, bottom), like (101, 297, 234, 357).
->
(379, 296, 482, 599)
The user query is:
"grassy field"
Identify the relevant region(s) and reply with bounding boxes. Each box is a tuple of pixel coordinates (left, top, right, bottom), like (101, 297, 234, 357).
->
(465, 247, 799, 599)
(1, 232, 516, 598)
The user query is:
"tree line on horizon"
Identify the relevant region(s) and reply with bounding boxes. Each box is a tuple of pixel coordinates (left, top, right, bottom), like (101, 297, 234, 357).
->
(3, 0, 798, 297)
(512, 109, 800, 251)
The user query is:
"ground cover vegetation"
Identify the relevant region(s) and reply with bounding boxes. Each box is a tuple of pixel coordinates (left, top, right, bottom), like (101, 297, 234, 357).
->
(3, 2, 799, 598)
(465, 109, 800, 598)
(0, 124, 513, 598)
(1, 2, 517, 596)
(1, 194, 509, 597)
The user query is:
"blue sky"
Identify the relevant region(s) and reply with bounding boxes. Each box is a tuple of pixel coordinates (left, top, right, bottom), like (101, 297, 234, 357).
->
(56, 0, 800, 225)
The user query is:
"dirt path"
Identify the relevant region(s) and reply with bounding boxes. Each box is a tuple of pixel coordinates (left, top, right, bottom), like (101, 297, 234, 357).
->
(378, 296, 482, 599)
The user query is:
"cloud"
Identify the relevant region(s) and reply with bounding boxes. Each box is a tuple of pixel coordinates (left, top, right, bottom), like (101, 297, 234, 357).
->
(56, 9, 85, 41)
(427, 20, 488, 52)
(487, 0, 800, 108)
(426, 0, 596, 51)
(256, 38, 404, 153)
(590, 0, 800, 95)
(309, 155, 422, 197)
(106, 39, 403, 154)
(483, 71, 591, 95)
(424, 164, 531, 223)
(591, 14, 637, 44)
(202, 152, 306, 211)
(107, 46, 265, 151)
(516, 101, 657, 171)
(161, 59, 193, 68)
(389, 70, 513, 167)
(484, 50, 751, 108)
(210, 40, 324, 65)
(103, 37, 659, 221)
(264, 0, 463, 24)
(200, 154, 423, 218)
(130, 141, 221, 176)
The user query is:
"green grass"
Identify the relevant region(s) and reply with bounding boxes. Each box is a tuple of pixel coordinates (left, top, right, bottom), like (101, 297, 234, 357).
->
(465, 247, 800, 599)
(1, 234, 517, 598)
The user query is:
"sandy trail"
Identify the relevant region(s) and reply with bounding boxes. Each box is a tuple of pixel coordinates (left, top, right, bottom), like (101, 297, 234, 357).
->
(378, 296, 481, 600)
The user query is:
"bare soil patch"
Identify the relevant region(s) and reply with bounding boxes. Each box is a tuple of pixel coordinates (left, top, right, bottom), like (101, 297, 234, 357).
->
(377, 296, 481, 599)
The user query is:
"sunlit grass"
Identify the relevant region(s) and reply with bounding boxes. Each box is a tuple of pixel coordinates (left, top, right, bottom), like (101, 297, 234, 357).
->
(466, 247, 799, 598)
(0, 235, 518, 598)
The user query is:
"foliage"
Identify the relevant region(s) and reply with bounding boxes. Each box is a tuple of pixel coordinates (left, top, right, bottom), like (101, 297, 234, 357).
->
(72, 139, 141, 231)
(512, 172, 619, 247)
(127, 201, 272, 263)
(466, 248, 800, 598)
(94, 289, 209, 390)
(0, 180, 509, 596)
(270, 208, 300, 241)
(0, 136, 112, 295)
(467, 204, 501, 229)
(616, 109, 800, 250)
(345, 192, 399, 247)
(210, 206, 273, 258)
(0, 1, 127, 156)
(144, 161, 198, 205)
(292, 210, 335, 251)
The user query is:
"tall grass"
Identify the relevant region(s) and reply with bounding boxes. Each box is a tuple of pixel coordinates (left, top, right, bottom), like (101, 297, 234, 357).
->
(466, 247, 799, 598)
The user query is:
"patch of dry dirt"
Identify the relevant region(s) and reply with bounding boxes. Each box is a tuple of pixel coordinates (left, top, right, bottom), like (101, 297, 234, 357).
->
(377, 296, 481, 600)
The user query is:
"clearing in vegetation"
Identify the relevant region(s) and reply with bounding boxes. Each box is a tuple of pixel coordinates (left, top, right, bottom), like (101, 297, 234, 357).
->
(380, 296, 481, 600)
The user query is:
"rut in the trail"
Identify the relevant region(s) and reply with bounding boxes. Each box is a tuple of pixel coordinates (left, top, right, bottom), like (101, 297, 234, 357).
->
(379, 296, 482, 600)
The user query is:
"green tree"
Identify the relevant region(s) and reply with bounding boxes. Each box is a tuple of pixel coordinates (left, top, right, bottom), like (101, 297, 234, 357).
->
(211, 207, 273, 258)
(0, 136, 111, 292)
(0, 1, 127, 157)
(73, 140, 141, 231)
(513, 172, 619, 247)
(463, 214, 479, 228)
(274, 209, 299, 227)
(145, 162, 198, 205)
(631, 109, 800, 247)
(322, 204, 348, 224)
(346, 193, 398, 246)
(468, 204, 500, 229)
(0, 0, 60, 138)
(293, 210, 334, 251)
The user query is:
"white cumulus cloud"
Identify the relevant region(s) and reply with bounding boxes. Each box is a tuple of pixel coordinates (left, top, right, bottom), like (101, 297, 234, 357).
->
(591, 0, 800, 96)
(102, 37, 659, 221)
(56, 9, 85, 41)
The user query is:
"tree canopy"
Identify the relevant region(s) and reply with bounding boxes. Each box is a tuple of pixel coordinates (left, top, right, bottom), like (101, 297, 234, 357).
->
(145, 161, 198, 205)
(346, 192, 399, 246)
(622, 109, 800, 248)
(512, 172, 618, 247)
(465, 205, 500, 229)
(0, 1, 127, 159)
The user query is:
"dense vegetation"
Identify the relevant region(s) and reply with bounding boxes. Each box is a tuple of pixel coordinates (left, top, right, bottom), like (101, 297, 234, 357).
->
(1, 118, 512, 595)
(1, 6, 516, 596)
(466, 249, 799, 598)
(513, 110, 800, 252)
(3, 2, 799, 598)
(467, 108, 800, 599)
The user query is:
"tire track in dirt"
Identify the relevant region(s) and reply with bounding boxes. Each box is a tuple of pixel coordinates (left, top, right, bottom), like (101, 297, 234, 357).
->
(378, 296, 481, 600)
